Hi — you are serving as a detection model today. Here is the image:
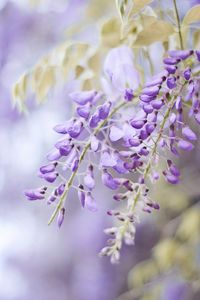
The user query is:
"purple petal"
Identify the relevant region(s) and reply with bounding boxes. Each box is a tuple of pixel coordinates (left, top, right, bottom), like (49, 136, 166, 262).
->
(130, 119, 145, 129)
(98, 102, 111, 120)
(142, 86, 160, 97)
(40, 163, 57, 174)
(55, 183, 65, 196)
(142, 104, 154, 114)
(163, 57, 180, 65)
(100, 151, 117, 167)
(109, 126, 124, 142)
(140, 94, 155, 103)
(77, 106, 90, 119)
(102, 170, 120, 190)
(84, 174, 95, 190)
(78, 185, 85, 208)
(89, 113, 100, 128)
(69, 90, 97, 105)
(182, 126, 197, 141)
(195, 50, 200, 62)
(184, 68, 191, 81)
(168, 50, 193, 60)
(57, 208, 65, 228)
(71, 159, 79, 172)
(165, 65, 177, 74)
(47, 148, 62, 161)
(68, 121, 83, 138)
(90, 136, 99, 152)
(151, 99, 163, 109)
(85, 192, 98, 212)
(177, 139, 194, 151)
(24, 189, 45, 200)
(41, 172, 59, 183)
(167, 77, 176, 89)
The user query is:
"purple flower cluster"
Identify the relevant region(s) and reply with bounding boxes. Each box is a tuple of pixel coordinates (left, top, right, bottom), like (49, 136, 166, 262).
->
(25, 48, 200, 262)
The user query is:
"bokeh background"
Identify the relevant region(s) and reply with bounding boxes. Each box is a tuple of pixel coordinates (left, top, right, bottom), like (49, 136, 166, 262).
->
(0, 1, 200, 300)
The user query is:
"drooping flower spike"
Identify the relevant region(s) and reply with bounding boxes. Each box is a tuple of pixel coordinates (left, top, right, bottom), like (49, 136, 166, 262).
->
(25, 48, 200, 263)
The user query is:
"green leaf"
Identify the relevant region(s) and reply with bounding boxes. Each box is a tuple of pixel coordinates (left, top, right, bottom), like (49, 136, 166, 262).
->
(183, 4, 200, 25)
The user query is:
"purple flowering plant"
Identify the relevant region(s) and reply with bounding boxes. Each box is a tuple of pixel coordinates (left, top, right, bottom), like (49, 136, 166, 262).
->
(23, 0, 200, 263)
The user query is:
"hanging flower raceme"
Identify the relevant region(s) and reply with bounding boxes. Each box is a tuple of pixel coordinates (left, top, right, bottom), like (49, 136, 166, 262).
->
(25, 48, 200, 263)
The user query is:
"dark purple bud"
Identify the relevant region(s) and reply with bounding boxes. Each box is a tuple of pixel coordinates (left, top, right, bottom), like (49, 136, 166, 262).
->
(163, 172, 179, 184)
(102, 170, 120, 190)
(47, 195, 56, 204)
(177, 139, 194, 151)
(115, 178, 133, 191)
(167, 77, 176, 89)
(98, 101, 111, 120)
(41, 172, 59, 183)
(168, 50, 193, 60)
(57, 208, 65, 228)
(25, 189, 45, 200)
(167, 160, 180, 177)
(182, 126, 197, 141)
(113, 159, 128, 174)
(175, 96, 182, 110)
(163, 57, 180, 65)
(77, 106, 90, 119)
(71, 159, 79, 172)
(40, 163, 57, 174)
(47, 148, 62, 161)
(78, 185, 85, 208)
(89, 112, 100, 128)
(184, 68, 191, 81)
(113, 193, 127, 201)
(138, 147, 149, 156)
(142, 86, 160, 97)
(130, 119, 145, 129)
(124, 88, 134, 101)
(55, 183, 65, 196)
(69, 90, 97, 105)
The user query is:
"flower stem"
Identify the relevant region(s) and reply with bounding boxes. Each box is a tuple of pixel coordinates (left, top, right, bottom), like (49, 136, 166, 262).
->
(48, 100, 128, 225)
(173, 0, 184, 50)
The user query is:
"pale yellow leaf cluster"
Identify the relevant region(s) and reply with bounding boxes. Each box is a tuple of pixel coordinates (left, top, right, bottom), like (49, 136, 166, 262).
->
(183, 4, 200, 25)
(12, 42, 96, 111)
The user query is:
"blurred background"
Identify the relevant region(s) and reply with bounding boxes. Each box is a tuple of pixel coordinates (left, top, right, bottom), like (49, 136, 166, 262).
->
(0, 1, 200, 300)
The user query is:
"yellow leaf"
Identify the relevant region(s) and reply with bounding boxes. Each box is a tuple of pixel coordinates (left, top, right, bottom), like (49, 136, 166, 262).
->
(183, 5, 200, 25)
(101, 17, 121, 47)
(133, 20, 174, 46)
(129, 0, 153, 16)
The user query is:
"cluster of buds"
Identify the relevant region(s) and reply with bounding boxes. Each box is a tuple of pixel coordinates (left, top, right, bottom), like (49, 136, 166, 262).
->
(25, 49, 200, 262)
